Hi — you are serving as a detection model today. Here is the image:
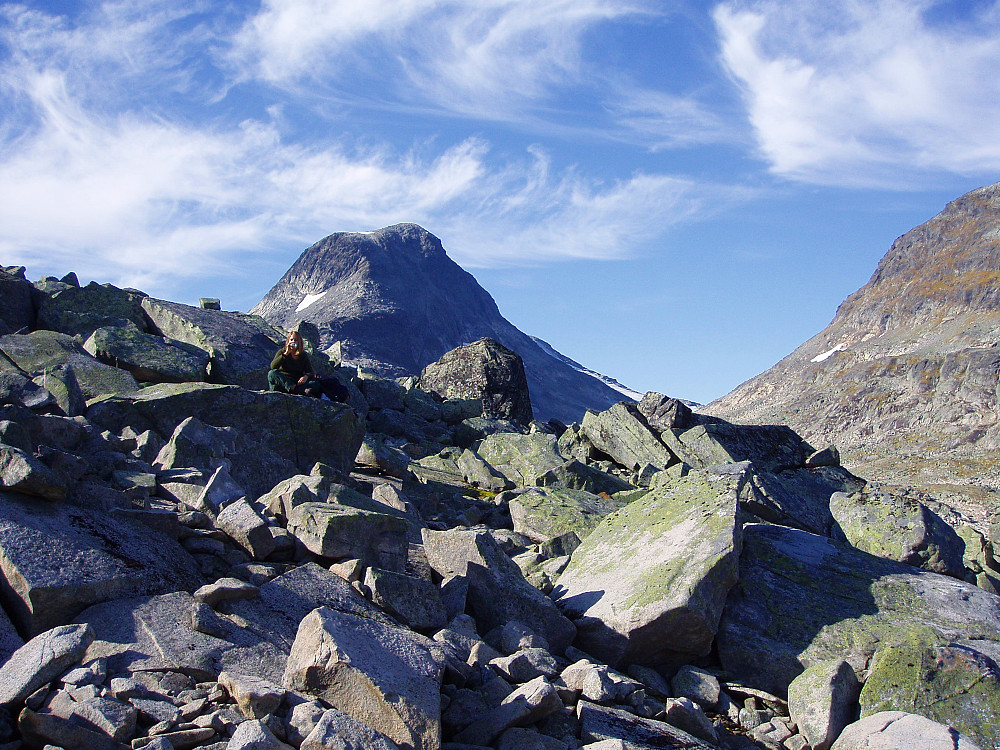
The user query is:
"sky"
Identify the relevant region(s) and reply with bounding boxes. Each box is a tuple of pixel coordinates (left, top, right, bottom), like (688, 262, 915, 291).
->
(1, 0, 999, 405)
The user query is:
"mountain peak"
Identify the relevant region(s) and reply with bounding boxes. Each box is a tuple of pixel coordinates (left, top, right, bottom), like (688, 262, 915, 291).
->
(251, 225, 630, 423)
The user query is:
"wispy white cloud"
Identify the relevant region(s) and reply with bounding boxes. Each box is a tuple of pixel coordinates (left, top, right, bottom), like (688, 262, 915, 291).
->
(230, 0, 651, 116)
(0, 1, 730, 303)
(714, 0, 1000, 186)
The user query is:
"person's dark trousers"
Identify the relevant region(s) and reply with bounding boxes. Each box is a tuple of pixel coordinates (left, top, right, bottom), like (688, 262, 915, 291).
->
(268, 369, 320, 396)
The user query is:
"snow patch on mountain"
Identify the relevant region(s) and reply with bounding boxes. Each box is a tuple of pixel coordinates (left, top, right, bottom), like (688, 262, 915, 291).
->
(295, 291, 327, 312)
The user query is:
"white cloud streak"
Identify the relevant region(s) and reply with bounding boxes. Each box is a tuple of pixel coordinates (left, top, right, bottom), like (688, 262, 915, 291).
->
(0, 2, 725, 303)
(714, 0, 1000, 186)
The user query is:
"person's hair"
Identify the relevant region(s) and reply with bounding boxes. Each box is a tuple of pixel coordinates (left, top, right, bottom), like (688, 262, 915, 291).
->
(285, 331, 303, 352)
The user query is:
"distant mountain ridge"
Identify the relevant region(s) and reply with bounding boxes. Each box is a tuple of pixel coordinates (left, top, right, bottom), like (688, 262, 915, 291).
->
(250, 223, 630, 423)
(705, 182, 1000, 501)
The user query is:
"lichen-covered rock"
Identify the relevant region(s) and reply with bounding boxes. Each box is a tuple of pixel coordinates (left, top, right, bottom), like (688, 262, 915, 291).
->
(84, 325, 210, 383)
(580, 402, 675, 472)
(422, 527, 576, 653)
(636, 392, 693, 433)
(283, 606, 443, 750)
(87, 381, 363, 475)
(141, 297, 287, 390)
(553, 467, 743, 668)
(507, 487, 629, 544)
(787, 659, 860, 750)
(576, 700, 717, 748)
(421, 338, 533, 425)
(716, 523, 1000, 697)
(301, 708, 400, 750)
(0, 330, 138, 399)
(743, 466, 865, 536)
(476, 432, 566, 487)
(35, 281, 148, 339)
(217, 498, 276, 560)
(859, 640, 1000, 750)
(830, 489, 966, 577)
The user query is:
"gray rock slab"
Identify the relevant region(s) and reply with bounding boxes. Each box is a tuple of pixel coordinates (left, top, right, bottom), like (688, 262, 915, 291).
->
(716, 523, 1000, 697)
(553, 468, 743, 668)
(0, 623, 94, 705)
(218, 670, 285, 719)
(283, 606, 443, 750)
(287, 502, 409, 571)
(0, 268, 34, 336)
(0, 330, 138, 400)
(217, 498, 276, 560)
(84, 326, 210, 383)
(787, 660, 860, 750)
(830, 711, 984, 750)
(0, 443, 67, 500)
(576, 701, 716, 749)
(226, 719, 294, 750)
(140, 297, 284, 391)
(364, 567, 448, 633)
(0, 490, 201, 636)
(423, 528, 576, 654)
(672, 422, 811, 473)
(223, 562, 396, 659)
(301, 708, 401, 750)
(87, 382, 363, 475)
(581, 402, 676, 472)
(18, 706, 128, 750)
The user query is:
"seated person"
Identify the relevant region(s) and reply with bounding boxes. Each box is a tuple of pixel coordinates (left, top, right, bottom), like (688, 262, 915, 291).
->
(267, 331, 321, 396)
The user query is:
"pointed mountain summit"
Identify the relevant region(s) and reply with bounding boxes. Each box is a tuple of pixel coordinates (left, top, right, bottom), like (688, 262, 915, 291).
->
(705, 182, 1000, 499)
(251, 223, 636, 423)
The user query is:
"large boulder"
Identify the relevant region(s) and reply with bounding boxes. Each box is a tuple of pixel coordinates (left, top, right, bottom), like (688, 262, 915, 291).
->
(476, 432, 566, 487)
(0, 623, 94, 705)
(0, 331, 138, 400)
(140, 297, 285, 390)
(287, 503, 409, 572)
(553, 467, 743, 668)
(664, 422, 813, 472)
(0, 267, 34, 335)
(858, 640, 1000, 750)
(0, 490, 202, 636)
(507, 487, 629, 544)
(422, 527, 576, 653)
(283, 606, 443, 750)
(35, 281, 147, 339)
(830, 488, 966, 577)
(83, 326, 210, 383)
(742, 465, 866, 536)
(580, 402, 676, 471)
(87, 382, 364, 475)
(787, 659, 860, 750)
(831, 711, 984, 750)
(420, 338, 532, 425)
(716, 523, 1000, 697)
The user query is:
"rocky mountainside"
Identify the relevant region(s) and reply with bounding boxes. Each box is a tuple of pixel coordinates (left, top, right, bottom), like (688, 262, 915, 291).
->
(705, 182, 1000, 511)
(250, 223, 631, 424)
(0, 261, 998, 749)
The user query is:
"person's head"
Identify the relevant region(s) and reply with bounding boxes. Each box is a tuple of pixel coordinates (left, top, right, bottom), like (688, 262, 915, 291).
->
(286, 331, 303, 354)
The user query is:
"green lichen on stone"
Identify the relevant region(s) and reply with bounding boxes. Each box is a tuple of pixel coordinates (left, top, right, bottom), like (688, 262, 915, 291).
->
(860, 640, 1000, 750)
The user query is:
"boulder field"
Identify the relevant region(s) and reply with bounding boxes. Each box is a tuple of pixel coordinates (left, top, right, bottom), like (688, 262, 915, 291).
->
(0, 264, 996, 750)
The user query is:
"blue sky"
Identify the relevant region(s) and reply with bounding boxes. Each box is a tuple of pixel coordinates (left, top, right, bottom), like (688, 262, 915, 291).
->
(1, 1, 998, 404)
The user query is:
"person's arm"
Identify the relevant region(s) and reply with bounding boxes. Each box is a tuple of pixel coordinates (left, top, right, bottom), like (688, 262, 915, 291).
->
(271, 349, 285, 370)
(301, 351, 313, 375)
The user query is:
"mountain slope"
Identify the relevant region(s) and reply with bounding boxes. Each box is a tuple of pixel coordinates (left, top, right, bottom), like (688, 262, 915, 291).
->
(704, 182, 1000, 500)
(250, 223, 629, 424)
